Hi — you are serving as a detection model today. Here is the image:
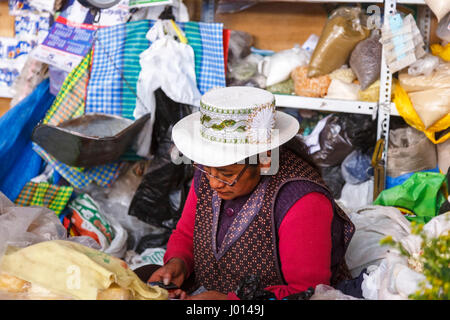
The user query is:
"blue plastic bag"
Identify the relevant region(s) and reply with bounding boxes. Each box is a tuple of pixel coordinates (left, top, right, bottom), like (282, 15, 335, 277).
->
(0, 79, 55, 201)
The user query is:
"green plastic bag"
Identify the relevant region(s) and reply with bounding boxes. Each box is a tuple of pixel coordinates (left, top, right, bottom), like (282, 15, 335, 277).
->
(374, 172, 447, 224)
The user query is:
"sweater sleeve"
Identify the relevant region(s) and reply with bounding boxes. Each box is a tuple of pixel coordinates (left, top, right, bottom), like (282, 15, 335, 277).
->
(163, 180, 197, 278)
(263, 192, 333, 299)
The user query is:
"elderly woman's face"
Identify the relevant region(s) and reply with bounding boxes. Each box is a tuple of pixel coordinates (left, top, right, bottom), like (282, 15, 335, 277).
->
(203, 164, 261, 200)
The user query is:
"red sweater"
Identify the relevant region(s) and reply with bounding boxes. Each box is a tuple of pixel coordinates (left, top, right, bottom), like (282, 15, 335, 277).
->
(164, 181, 333, 300)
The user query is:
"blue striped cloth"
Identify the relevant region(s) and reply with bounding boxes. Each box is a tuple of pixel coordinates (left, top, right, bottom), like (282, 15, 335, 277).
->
(32, 144, 122, 190)
(86, 20, 225, 119)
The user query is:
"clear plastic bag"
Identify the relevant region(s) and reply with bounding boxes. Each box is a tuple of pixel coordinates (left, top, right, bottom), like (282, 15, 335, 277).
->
(425, 0, 450, 21)
(308, 7, 370, 78)
(407, 54, 440, 77)
(0, 191, 100, 259)
(436, 12, 450, 42)
(258, 45, 310, 86)
(387, 127, 437, 178)
(350, 31, 382, 90)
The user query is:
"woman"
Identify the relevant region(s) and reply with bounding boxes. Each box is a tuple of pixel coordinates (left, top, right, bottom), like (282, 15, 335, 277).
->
(144, 87, 354, 300)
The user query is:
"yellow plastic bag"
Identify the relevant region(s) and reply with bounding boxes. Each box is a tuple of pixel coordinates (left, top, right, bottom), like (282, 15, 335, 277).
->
(431, 43, 450, 61)
(0, 240, 168, 300)
(393, 84, 450, 144)
(357, 80, 396, 102)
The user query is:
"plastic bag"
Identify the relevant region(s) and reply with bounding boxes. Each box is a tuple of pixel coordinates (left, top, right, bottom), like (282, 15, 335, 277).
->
(266, 78, 295, 95)
(134, 20, 201, 157)
(387, 126, 437, 178)
(361, 212, 450, 300)
(67, 193, 128, 258)
(425, 0, 450, 21)
(10, 58, 49, 108)
(324, 79, 360, 101)
(308, 7, 370, 78)
(291, 66, 331, 98)
(437, 139, 450, 173)
(311, 115, 354, 167)
(345, 205, 411, 278)
(329, 66, 356, 84)
(227, 30, 253, 64)
(431, 42, 450, 61)
(258, 45, 310, 86)
(399, 62, 450, 92)
(79, 161, 158, 252)
(338, 179, 374, 213)
(320, 165, 346, 199)
(358, 79, 396, 102)
(341, 150, 372, 185)
(227, 53, 266, 88)
(0, 80, 55, 202)
(409, 88, 450, 129)
(129, 89, 194, 246)
(374, 172, 447, 224)
(0, 190, 100, 259)
(407, 54, 440, 76)
(350, 31, 382, 90)
(393, 84, 450, 144)
(436, 12, 450, 42)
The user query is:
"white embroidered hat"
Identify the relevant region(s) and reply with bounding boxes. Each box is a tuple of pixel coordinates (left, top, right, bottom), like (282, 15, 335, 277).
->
(172, 86, 299, 167)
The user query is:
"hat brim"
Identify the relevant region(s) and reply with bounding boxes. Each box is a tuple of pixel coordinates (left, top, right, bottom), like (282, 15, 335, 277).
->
(172, 111, 299, 167)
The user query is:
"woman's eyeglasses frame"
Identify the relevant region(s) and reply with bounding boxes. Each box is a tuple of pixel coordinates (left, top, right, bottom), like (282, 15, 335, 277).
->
(192, 163, 250, 187)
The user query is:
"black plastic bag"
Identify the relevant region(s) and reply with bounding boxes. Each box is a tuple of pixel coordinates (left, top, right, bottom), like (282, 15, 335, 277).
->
(320, 165, 346, 199)
(128, 89, 194, 245)
(311, 115, 354, 168)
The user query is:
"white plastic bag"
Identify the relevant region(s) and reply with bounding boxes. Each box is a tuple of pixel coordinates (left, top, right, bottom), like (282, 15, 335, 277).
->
(344, 205, 411, 278)
(407, 54, 440, 76)
(258, 45, 310, 87)
(338, 179, 374, 213)
(361, 212, 450, 300)
(134, 20, 201, 157)
(324, 79, 360, 101)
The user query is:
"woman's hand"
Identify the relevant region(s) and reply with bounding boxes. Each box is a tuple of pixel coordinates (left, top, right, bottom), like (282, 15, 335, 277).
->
(186, 290, 228, 300)
(148, 258, 187, 288)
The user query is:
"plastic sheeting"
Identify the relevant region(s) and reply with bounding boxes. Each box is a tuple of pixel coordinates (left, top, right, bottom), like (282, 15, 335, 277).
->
(0, 79, 55, 202)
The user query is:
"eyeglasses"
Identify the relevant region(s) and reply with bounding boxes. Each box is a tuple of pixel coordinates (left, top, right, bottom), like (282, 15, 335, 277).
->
(192, 163, 250, 187)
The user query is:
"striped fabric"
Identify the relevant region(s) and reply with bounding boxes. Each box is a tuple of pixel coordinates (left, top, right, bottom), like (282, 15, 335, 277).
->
(15, 181, 74, 215)
(43, 51, 92, 125)
(86, 20, 225, 119)
(33, 144, 123, 190)
(34, 50, 123, 189)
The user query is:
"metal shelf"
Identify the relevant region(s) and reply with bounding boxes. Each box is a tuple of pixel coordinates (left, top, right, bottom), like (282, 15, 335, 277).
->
(274, 94, 401, 116)
(295, 0, 384, 2)
(274, 94, 378, 116)
(396, 0, 426, 4)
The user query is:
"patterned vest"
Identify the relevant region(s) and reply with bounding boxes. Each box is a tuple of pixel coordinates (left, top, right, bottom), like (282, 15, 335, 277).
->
(192, 147, 355, 294)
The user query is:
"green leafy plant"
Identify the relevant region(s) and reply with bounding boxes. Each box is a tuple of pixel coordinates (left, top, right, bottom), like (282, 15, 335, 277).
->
(380, 221, 450, 300)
